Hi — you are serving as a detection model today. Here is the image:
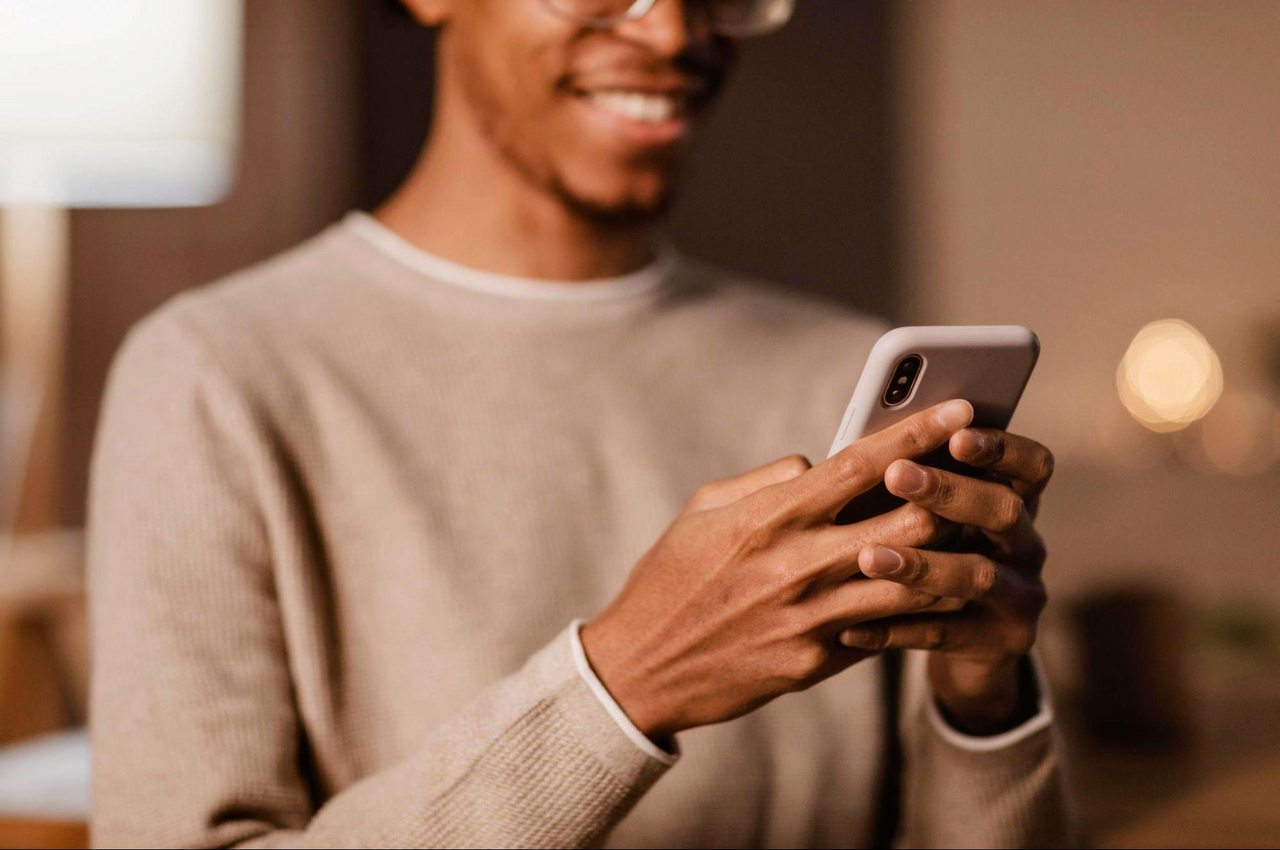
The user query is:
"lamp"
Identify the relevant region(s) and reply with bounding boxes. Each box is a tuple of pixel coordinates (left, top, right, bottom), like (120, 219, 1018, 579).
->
(0, 0, 243, 529)
(0, 1, 243, 833)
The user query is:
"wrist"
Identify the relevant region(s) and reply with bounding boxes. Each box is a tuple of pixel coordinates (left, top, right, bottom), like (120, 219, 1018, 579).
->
(580, 616, 679, 743)
(928, 654, 1036, 736)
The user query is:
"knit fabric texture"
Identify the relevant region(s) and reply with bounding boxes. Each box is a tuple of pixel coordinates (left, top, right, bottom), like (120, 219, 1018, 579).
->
(88, 216, 1073, 848)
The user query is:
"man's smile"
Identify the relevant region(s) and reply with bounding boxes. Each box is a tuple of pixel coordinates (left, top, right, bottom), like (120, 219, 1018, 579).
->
(565, 75, 718, 147)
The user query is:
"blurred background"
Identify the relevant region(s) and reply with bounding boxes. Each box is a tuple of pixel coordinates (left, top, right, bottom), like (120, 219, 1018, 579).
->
(1, 1, 1278, 847)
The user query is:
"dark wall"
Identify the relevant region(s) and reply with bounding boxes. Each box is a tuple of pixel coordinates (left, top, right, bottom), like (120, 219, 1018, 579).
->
(672, 0, 899, 319)
(357, 1, 435, 209)
(357, 0, 900, 318)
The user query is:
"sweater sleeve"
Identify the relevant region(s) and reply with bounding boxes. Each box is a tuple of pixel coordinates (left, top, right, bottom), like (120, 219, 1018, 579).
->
(896, 650, 1080, 849)
(87, 308, 669, 849)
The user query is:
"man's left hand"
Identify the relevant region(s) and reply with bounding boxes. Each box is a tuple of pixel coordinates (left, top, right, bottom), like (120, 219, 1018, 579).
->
(837, 428, 1055, 736)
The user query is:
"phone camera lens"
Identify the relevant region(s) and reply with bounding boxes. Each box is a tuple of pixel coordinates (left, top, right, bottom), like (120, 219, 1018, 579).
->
(883, 354, 923, 407)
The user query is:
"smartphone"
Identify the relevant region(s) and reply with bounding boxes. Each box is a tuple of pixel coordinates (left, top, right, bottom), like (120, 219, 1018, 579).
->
(829, 325, 1039, 525)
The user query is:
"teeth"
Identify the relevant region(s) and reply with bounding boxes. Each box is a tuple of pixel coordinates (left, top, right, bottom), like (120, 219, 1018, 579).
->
(586, 90, 681, 124)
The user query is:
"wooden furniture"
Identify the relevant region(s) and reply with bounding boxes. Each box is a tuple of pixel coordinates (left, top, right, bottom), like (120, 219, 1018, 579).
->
(1064, 643, 1280, 848)
(0, 208, 69, 532)
(0, 532, 85, 743)
(1107, 756, 1280, 848)
(0, 816, 86, 850)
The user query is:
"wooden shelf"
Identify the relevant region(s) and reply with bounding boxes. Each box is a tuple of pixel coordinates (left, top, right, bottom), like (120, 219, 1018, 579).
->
(0, 815, 86, 850)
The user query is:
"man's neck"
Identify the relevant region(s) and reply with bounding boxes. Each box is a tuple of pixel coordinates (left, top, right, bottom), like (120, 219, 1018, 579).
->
(375, 98, 657, 283)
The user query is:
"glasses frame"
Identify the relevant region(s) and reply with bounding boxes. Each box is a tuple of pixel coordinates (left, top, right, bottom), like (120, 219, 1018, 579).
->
(536, 0, 795, 38)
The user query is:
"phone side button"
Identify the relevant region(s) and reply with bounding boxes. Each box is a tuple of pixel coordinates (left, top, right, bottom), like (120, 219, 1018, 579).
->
(837, 411, 856, 445)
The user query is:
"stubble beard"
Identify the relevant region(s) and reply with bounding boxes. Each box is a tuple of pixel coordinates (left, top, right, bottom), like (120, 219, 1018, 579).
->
(459, 64, 679, 230)
(549, 168, 677, 229)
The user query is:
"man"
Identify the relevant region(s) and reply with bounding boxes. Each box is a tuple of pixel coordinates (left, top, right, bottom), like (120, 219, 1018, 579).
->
(90, 0, 1073, 847)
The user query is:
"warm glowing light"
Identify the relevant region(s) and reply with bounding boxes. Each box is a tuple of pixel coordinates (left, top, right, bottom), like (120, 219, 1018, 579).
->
(1198, 391, 1278, 476)
(1117, 319, 1223, 432)
(0, 0, 243, 207)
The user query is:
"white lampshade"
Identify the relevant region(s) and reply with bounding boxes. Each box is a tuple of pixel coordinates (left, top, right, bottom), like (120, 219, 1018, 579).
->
(0, 0, 243, 208)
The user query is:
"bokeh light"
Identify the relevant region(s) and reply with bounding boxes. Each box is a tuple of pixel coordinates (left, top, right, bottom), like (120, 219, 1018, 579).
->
(1198, 391, 1278, 476)
(1117, 319, 1224, 432)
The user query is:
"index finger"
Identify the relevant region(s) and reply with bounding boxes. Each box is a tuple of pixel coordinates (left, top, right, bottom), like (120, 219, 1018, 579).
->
(798, 399, 974, 521)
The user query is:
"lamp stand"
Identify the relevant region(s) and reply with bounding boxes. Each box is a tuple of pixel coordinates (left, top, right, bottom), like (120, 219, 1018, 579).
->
(0, 206, 69, 534)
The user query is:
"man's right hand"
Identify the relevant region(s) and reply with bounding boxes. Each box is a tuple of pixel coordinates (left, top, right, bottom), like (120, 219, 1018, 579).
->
(581, 399, 975, 742)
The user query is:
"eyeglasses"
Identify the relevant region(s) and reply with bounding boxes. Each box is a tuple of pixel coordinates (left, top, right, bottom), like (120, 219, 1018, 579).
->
(537, 0, 796, 38)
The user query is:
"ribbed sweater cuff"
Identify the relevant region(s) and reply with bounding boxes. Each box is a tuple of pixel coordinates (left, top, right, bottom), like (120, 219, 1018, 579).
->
(402, 625, 672, 848)
(925, 654, 1054, 753)
(902, 650, 1071, 849)
(507, 623, 673, 792)
(922, 709, 1056, 798)
(915, 723, 1062, 849)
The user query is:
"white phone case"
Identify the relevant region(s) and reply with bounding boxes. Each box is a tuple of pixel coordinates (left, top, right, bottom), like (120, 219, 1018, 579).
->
(828, 325, 1039, 458)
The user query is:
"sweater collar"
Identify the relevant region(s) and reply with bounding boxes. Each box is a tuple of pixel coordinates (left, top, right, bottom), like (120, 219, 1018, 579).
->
(343, 211, 675, 305)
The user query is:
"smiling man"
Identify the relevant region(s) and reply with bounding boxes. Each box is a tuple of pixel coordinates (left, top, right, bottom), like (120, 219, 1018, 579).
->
(89, 1, 1073, 847)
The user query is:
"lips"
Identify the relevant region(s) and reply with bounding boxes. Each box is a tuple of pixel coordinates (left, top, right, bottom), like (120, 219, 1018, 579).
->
(580, 89, 688, 124)
(558, 35, 730, 140)
(560, 58, 723, 149)
(568, 74, 717, 144)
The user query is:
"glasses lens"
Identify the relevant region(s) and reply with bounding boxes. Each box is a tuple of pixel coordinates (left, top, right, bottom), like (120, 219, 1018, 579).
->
(540, 0, 794, 36)
(704, 0, 795, 37)
(541, 0, 648, 26)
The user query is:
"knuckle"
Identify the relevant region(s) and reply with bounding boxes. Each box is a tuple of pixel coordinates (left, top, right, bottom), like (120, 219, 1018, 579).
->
(765, 557, 804, 597)
(908, 589, 942, 611)
(763, 493, 809, 532)
(930, 473, 956, 505)
(688, 481, 721, 509)
(904, 505, 940, 543)
(850, 624, 888, 652)
(1035, 447, 1056, 485)
(924, 623, 949, 650)
(1007, 622, 1038, 657)
(973, 558, 1000, 599)
(733, 515, 777, 557)
(829, 448, 871, 488)
(780, 454, 813, 478)
(901, 416, 935, 451)
(992, 496, 1026, 534)
(789, 643, 829, 683)
(903, 550, 930, 585)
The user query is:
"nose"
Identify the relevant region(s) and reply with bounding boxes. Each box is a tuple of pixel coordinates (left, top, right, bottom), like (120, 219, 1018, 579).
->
(612, 0, 711, 58)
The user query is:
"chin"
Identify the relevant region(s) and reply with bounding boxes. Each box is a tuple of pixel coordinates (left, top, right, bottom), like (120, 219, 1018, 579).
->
(553, 162, 680, 228)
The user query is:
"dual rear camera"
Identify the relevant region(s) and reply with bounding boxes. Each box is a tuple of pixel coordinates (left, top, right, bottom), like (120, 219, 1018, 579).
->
(883, 354, 923, 407)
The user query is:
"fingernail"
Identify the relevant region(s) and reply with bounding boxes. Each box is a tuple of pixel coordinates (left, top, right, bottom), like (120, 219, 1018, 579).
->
(862, 545, 904, 577)
(960, 429, 989, 458)
(840, 628, 874, 648)
(935, 399, 974, 431)
(890, 460, 929, 496)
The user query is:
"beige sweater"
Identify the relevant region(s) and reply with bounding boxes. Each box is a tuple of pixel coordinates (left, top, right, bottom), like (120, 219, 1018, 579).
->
(88, 214, 1073, 849)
